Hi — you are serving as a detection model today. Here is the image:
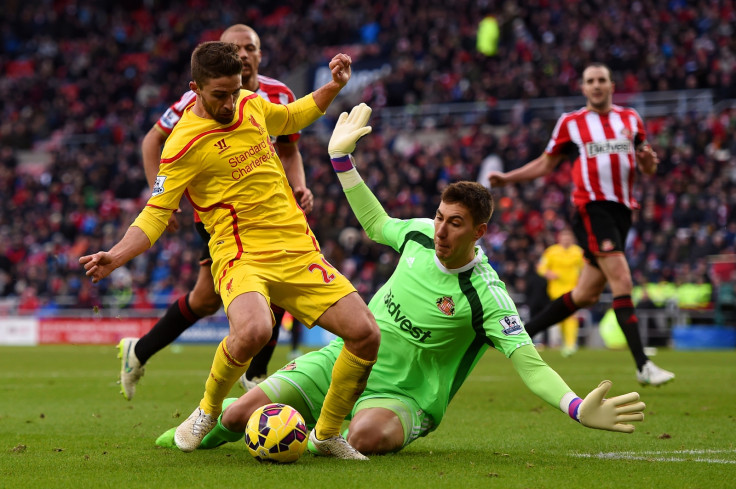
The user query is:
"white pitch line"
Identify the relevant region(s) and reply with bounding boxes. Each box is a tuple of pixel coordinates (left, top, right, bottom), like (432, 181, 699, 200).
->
(570, 450, 736, 465)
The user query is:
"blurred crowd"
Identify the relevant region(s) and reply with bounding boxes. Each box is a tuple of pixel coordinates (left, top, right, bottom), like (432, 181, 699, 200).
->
(1, 0, 735, 318)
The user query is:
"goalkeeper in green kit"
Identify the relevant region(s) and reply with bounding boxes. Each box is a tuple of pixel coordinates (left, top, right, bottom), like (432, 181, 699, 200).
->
(157, 104, 646, 455)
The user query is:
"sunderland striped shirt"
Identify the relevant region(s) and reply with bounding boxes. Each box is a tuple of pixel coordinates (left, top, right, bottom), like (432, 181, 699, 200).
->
(544, 105, 646, 209)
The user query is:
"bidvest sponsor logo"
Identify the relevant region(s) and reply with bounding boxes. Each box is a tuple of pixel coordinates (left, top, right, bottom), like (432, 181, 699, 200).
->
(383, 289, 432, 342)
(585, 139, 632, 158)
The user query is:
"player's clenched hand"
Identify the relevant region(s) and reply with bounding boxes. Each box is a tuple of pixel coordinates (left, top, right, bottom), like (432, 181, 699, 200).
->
(293, 186, 314, 214)
(636, 144, 659, 175)
(329, 53, 352, 87)
(329, 103, 372, 158)
(79, 251, 116, 284)
(165, 211, 180, 233)
(487, 171, 509, 188)
(578, 380, 645, 433)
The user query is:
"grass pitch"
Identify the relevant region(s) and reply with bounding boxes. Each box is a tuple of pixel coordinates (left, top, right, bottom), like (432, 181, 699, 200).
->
(0, 344, 734, 488)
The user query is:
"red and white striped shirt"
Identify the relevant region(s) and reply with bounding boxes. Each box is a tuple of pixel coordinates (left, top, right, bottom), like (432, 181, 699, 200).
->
(155, 74, 300, 143)
(544, 105, 646, 209)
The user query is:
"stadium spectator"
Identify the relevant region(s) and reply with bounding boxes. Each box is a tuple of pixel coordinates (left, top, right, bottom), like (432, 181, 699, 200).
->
(0, 1, 734, 341)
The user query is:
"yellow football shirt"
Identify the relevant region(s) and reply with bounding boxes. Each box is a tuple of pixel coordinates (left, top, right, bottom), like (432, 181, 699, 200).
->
(132, 90, 323, 281)
(537, 244, 584, 299)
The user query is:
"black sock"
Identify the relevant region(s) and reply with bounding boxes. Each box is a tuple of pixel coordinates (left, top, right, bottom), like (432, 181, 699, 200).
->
(613, 295, 648, 370)
(245, 307, 284, 379)
(134, 294, 200, 365)
(525, 292, 579, 337)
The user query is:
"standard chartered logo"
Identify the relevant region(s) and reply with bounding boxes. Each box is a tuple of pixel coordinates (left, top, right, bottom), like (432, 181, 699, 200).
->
(383, 290, 432, 343)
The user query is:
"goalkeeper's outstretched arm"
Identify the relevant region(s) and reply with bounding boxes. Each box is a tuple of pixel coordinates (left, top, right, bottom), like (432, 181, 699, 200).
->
(511, 345, 645, 433)
(327, 103, 390, 243)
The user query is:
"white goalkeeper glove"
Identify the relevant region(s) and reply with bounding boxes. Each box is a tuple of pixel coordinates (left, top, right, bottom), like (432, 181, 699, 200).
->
(328, 103, 373, 161)
(576, 380, 645, 433)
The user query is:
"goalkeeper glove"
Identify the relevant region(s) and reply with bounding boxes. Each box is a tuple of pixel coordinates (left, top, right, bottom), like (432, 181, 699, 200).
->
(573, 380, 646, 433)
(329, 103, 372, 172)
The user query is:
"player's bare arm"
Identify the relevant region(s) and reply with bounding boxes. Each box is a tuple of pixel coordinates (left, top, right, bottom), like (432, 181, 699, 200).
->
(635, 142, 659, 175)
(79, 226, 152, 283)
(311, 53, 352, 111)
(141, 125, 179, 232)
(277, 140, 314, 214)
(487, 152, 564, 187)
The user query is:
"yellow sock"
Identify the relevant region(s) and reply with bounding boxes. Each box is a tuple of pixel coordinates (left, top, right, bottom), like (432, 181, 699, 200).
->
(314, 347, 375, 439)
(199, 337, 250, 417)
(560, 317, 579, 349)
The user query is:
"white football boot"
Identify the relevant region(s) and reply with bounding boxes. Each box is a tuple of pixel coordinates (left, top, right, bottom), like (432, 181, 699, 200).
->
(118, 337, 145, 400)
(174, 407, 217, 452)
(636, 360, 675, 386)
(308, 430, 368, 460)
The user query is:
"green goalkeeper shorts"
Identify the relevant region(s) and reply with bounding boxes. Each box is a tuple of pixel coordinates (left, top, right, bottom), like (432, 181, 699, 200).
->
(258, 347, 433, 449)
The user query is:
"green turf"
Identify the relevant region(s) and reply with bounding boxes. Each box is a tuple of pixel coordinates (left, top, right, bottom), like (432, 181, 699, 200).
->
(0, 344, 734, 488)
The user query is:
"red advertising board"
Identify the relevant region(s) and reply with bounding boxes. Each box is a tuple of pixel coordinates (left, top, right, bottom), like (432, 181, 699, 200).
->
(39, 317, 157, 344)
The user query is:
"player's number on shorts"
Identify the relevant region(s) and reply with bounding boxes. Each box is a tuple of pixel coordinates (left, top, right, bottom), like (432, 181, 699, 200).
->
(308, 263, 335, 283)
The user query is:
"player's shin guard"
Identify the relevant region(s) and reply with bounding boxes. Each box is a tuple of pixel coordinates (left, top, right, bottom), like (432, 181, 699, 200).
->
(314, 347, 375, 439)
(200, 337, 250, 417)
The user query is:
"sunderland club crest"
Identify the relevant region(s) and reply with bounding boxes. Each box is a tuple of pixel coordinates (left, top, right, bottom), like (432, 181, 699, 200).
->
(436, 296, 455, 316)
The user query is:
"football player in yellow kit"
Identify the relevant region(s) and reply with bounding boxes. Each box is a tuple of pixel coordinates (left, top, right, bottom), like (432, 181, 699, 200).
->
(81, 42, 379, 460)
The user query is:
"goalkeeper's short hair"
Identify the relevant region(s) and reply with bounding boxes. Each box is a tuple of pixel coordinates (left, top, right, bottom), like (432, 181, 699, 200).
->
(441, 181, 494, 225)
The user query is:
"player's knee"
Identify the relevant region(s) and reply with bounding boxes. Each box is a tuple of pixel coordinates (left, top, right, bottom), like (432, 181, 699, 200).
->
(347, 422, 398, 455)
(188, 288, 221, 317)
(222, 402, 249, 433)
(576, 292, 599, 308)
(227, 321, 273, 360)
(345, 310, 380, 359)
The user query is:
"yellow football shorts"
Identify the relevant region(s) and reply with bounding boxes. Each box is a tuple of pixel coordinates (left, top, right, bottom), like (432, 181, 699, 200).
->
(215, 249, 356, 327)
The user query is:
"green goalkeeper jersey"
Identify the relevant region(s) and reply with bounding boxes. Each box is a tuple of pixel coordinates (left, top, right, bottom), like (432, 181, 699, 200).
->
(359, 216, 532, 427)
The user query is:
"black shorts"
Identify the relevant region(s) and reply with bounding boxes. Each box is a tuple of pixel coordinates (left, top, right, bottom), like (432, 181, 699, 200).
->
(195, 221, 212, 266)
(571, 201, 632, 268)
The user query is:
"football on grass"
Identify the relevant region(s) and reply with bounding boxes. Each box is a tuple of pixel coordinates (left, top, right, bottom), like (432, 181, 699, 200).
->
(245, 403, 308, 463)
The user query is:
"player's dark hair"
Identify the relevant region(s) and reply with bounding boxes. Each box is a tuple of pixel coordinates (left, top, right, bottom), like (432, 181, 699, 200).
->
(583, 62, 612, 82)
(191, 41, 242, 86)
(440, 181, 494, 225)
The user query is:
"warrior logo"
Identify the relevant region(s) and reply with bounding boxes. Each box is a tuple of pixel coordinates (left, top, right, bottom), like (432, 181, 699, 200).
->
(214, 138, 230, 154)
(436, 296, 455, 316)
